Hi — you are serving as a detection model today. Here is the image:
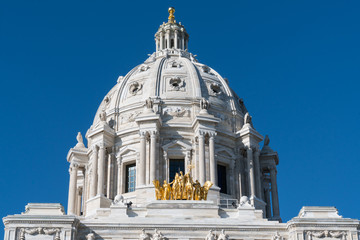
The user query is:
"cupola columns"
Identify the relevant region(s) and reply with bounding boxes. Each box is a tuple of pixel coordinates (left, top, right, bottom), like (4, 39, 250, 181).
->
(154, 7, 189, 51)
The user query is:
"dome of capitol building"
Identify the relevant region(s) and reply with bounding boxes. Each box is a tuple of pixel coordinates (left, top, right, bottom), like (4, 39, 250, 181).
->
(3, 7, 359, 240)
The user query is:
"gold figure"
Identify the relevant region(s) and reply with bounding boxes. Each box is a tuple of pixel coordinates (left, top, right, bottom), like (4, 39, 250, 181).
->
(153, 169, 213, 201)
(168, 7, 175, 23)
(192, 180, 201, 200)
(171, 173, 181, 200)
(184, 172, 194, 200)
(152, 180, 163, 200)
(202, 181, 213, 200)
(162, 180, 172, 200)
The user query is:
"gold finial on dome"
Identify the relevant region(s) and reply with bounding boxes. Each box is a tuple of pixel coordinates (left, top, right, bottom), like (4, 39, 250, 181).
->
(168, 7, 175, 23)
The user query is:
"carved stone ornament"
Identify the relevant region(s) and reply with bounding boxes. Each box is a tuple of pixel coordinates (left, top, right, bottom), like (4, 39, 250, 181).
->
(205, 230, 216, 240)
(209, 82, 222, 96)
(200, 98, 210, 110)
(138, 64, 150, 72)
(201, 65, 214, 75)
(244, 112, 252, 125)
(129, 82, 143, 96)
(168, 60, 182, 68)
(121, 111, 142, 123)
(218, 230, 229, 240)
(163, 107, 190, 118)
(139, 229, 151, 240)
(113, 194, 127, 206)
(272, 231, 283, 240)
(145, 97, 154, 109)
(169, 77, 185, 91)
(306, 231, 347, 240)
(86, 232, 96, 240)
(151, 229, 164, 240)
(99, 109, 107, 122)
(19, 227, 61, 240)
(238, 196, 252, 208)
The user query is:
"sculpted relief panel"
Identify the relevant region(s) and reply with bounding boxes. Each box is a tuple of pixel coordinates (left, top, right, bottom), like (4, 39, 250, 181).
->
(163, 107, 191, 118)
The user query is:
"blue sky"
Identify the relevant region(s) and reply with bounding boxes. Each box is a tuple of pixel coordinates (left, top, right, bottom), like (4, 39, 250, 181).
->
(1, 0, 360, 234)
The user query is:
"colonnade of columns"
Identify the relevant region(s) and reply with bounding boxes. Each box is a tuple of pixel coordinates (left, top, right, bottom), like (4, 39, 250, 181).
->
(155, 29, 188, 51)
(138, 130, 158, 186)
(197, 131, 217, 185)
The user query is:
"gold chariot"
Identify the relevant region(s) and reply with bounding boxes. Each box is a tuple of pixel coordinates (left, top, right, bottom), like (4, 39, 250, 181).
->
(152, 165, 213, 201)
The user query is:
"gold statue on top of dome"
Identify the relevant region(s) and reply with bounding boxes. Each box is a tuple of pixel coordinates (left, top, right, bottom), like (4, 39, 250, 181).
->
(168, 7, 175, 24)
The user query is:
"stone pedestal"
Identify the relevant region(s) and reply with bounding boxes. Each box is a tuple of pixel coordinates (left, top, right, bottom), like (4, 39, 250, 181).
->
(251, 196, 267, 218)
(145, 200, 219, 218)
(135, 185, 156, 205)
(207, 186, 220, 203)
(86, 195, 112, 216)
(109, 204, 128, 218)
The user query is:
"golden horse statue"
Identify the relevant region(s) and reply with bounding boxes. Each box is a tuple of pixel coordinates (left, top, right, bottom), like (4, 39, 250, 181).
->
(152, 180, 163, 200)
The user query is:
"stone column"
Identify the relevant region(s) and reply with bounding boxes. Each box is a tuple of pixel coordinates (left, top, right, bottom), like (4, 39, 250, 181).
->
(238, 150, 244, 198)
(160, 32, 164, 50)
(116, 156, 122, 195)
(67, 162, 79, 215)
(209, 132, 217, 185)
(76, 187, 82, 216)
(270, 166, 280, 218)
(166, 30, 170, 49)
(90, 146, 98, 197)
(150, 130, 157, 183)
(97, 145, 106, 196)
(264, 182, 272, 218)
(155, 38, 159, 52)
(139, 131, 146, 186)
(181, 33, 185, 50)
(247, 147, 256, 198)
(198, 131, 206, 184)
(174, 30, 178, 49)
(107, 152, 114, 199)
(254, 149, 262, 198)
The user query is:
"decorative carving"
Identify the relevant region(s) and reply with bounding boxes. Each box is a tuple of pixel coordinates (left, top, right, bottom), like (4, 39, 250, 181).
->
(145, 97, 154, 109)
(238, 196, 252, 208)
(209, 82, 222, 96)
(169, 77, 185, 91)
(168, 60, 182, 68)
(138, 64, 150, 72)
(244, 112, 252, 125)
(140, 229, 151, 240)
(200, 98, 209, 110)
(163, 107, 190, 118)
(306, 231, 347, 240)
(264, 135, 270, 146)
(121, 111, 142, 123)
(151, 229, 164, 240)
(19, 227, 61, 240)
(86, 232, 96, 240)
(99, 110, 107, 122)
(154, 170, 212, 201)
(129, 82, 143, 96)
(201, 65, 214, 75)
(113, 194, 127, 206)
(205, 230, 216, 240)
(218, 230, 229, 240)
(272, 232, 283, 240)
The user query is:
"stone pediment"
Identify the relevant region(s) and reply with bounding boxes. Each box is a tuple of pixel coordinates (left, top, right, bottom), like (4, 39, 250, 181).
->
(162, 140, 192, 151)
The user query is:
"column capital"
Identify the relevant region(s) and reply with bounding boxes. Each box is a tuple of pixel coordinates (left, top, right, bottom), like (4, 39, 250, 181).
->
(209, 131, 217, 138)
(92, 145, 98, 152)
(139, 130, 147, 137)
(69, 162, 79, 172)
(269, 165, 277, 174)
(150, 130, 158, 137)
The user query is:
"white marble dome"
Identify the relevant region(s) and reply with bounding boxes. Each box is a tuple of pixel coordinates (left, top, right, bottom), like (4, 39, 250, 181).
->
(91, 50, 248, 133)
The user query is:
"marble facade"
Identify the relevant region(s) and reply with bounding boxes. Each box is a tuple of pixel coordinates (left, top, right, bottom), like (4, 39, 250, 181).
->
(3, 7, 359, 240)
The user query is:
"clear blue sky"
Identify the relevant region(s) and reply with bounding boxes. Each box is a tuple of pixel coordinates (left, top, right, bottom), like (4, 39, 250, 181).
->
(1, 0, 359, 234)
